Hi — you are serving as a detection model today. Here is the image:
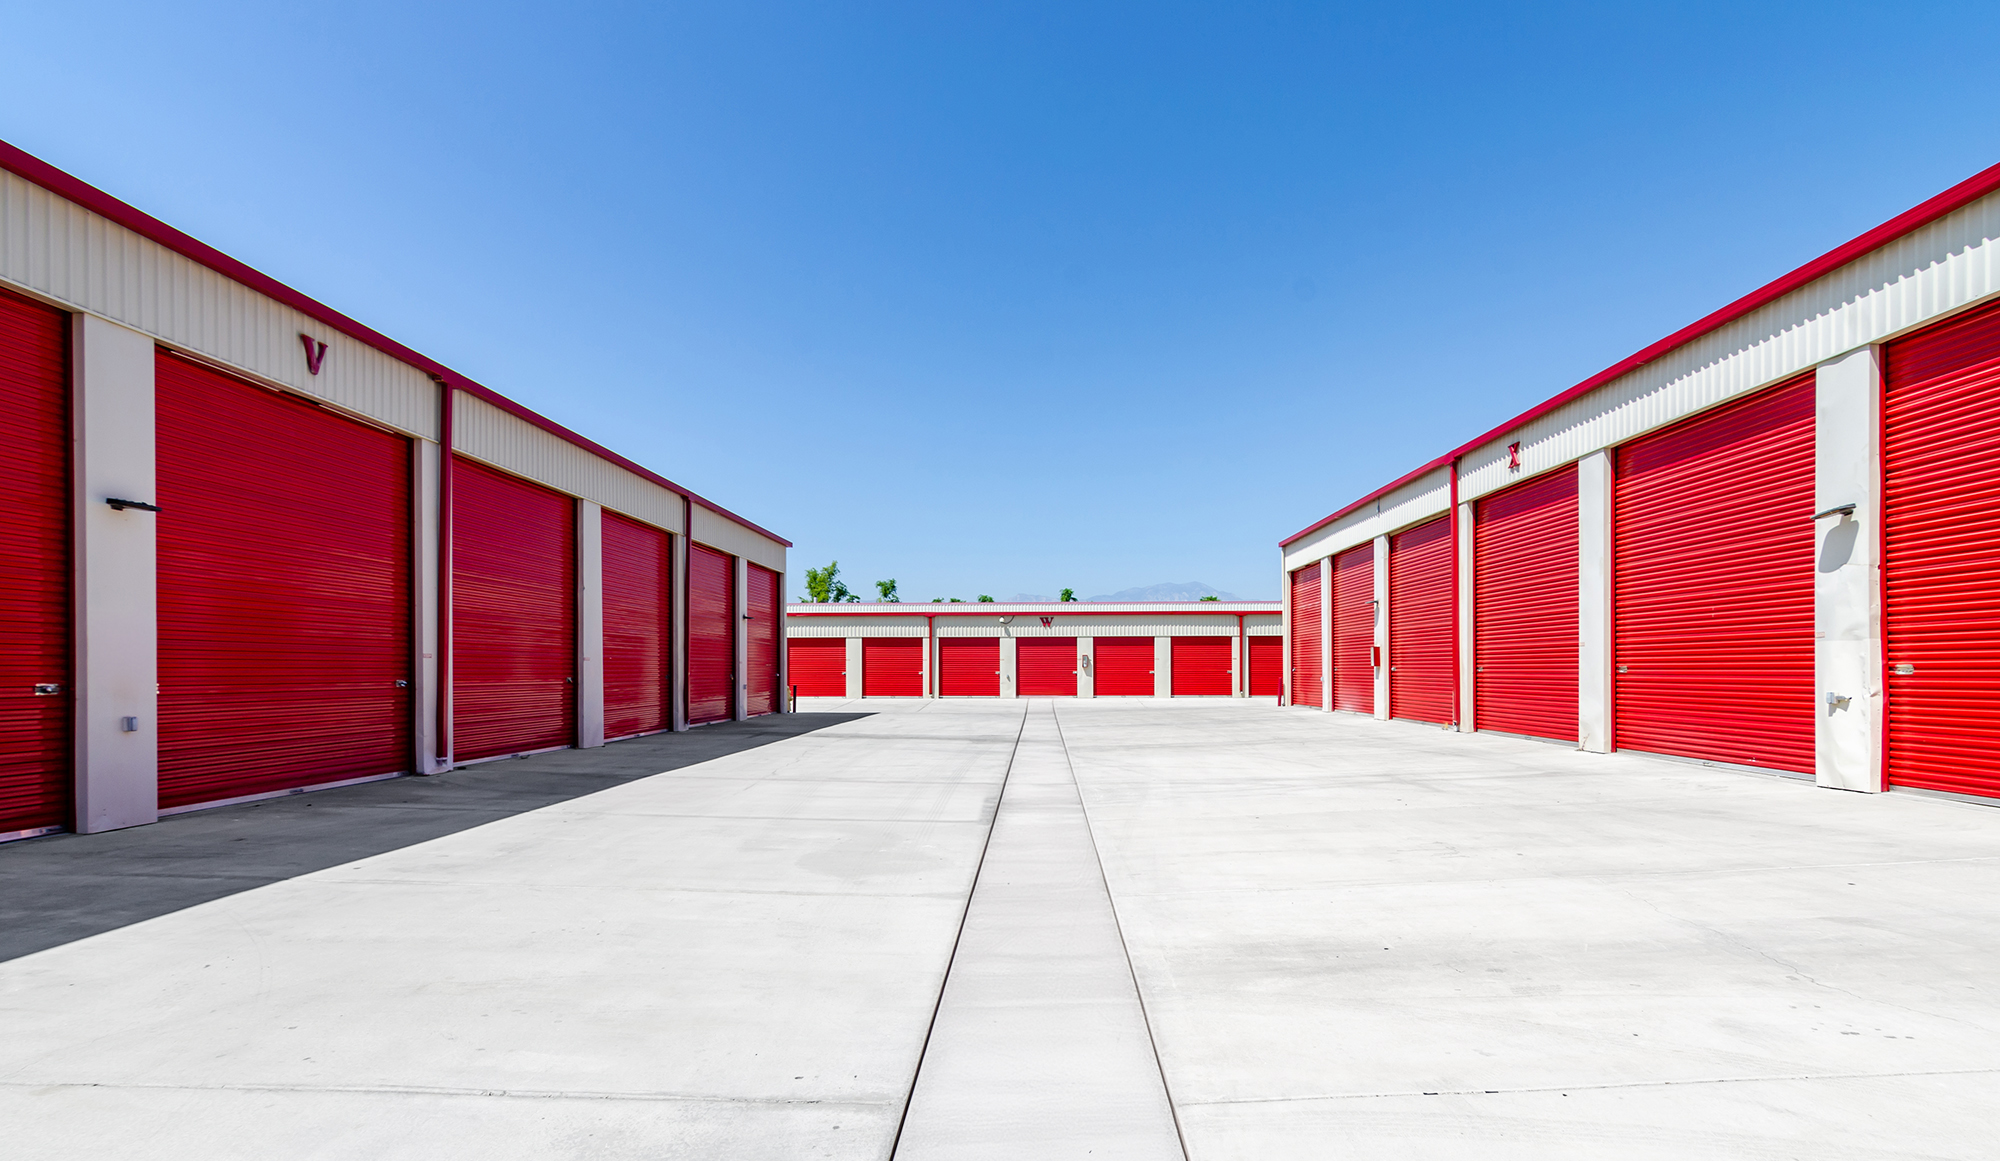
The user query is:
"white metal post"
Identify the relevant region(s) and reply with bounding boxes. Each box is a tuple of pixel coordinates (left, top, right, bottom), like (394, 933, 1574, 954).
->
(733, 556, 749, 721)
(413, 438, 443, 772)
(1577, 450, 1613, 753)
(1815, 347, 1884, 792)
(1318, 555, 1334, 711)
(576, 501, 605, 748)
(1077, 636, 1095, 698)
(1000, 634, 1018, 699)
(845, 637, 864, 699)
(670, 528, 689, 731)
(1372, 535, 1391, 719)
(1457, 499, 1476, 732)
(1154, 636, 1172, 698)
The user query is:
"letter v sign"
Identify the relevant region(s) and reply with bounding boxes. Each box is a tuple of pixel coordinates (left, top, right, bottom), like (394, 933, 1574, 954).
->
(299, 333, 328, 375)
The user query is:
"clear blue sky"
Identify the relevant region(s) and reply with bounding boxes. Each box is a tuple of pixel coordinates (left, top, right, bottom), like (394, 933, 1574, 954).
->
(6, 2, 1999, 601)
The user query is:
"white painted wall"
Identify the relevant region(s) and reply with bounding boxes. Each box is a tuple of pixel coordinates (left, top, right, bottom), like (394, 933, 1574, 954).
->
(413, 439, 443, 773)
(845, 637, 864, 699)
(576, 501, 605, 749)
(1577, 450, 1613, 754)
(1372, 535, 1391, 719)
(1077, 637, 1095, 698)
(70, 315, 158, 834)
(1154, 637, 1172, 698)
(1814, 347, 1884, 792)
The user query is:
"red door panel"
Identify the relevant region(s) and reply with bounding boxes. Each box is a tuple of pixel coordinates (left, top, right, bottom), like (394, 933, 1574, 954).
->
(938, 638, 998, 696)
(1885, 300, 2000, 797)
(747, 564, 779, 715)
(0, 289, 69, 835)
(1390, 517, 1454, 725)
(1171, 637, 1231, 696)
(1614, 376, 1814, 773)
(1474, 466, 1578, 742)
(1248, 636, 1282, 696)
(788, 638, 846, 696)
(1332, 544, 1375, 714)
(451, 456, 574, 762)
(687, 544, 735, 724)
(1017, 638, 1078, 696)
(863, 637, 924, 696)
(1093, 637, 1155, 696)
(1288, 566, 1322, 707)
(602, 511, 669, 739)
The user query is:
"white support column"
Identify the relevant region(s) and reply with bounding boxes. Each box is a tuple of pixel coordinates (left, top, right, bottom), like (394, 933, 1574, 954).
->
(670, 530, 690, 731)
(846, 637, 865, 699)
(1154, 636, 1172, 698)
(1000, 635, 1019, 698)
(924, 624, 937, 698)
(413, 439, 443, 773)
(776, 571, 791, 712)
(1815, 347, 1884, 792)
(1456, 500, 1476, 732)
(1318, 556, 1333, 712)
(1077, 637, 1095, 698)
(71, 314, 158, 834)
(1280, 560, 1294, 706)
(1577, 450, 1613, 753)
(1372, 535, 1391, 719)
(576, 501, 605, 748)
(1231, 630, 1244, 698)
(733, 556, 750, 721)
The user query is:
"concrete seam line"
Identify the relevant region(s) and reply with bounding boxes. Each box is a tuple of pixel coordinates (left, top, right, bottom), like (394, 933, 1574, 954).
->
(1049, 702, 1194, 1161)
(887, 700, 1031, 1158)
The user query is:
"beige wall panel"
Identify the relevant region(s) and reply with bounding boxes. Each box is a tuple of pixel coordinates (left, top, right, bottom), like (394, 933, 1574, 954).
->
(691, 502, 786, 572)
(454, 393, 685, 534)
(1283, 466, 1452, 572)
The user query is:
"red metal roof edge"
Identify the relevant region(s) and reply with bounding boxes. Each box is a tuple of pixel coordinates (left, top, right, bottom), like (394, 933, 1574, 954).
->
(0, 137, 791, 548)
(1279, 157, 2000, 549)
(787, 603, 1283, 616)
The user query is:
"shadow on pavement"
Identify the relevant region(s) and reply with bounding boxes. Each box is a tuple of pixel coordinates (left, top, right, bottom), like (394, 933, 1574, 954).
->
(0, 712, 870, 964)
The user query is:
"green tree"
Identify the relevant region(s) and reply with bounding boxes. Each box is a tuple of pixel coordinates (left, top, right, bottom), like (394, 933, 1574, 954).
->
(977, 594, 995, 602)
(876, 578, 899, 603)
(1060, 588, 1076, 602)
(804, 561, 859, 603)
(1200, 594, 1220, 602)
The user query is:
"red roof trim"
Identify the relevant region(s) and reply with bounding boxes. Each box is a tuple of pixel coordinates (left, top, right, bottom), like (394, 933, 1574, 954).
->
(0, 138, 791, 548)
(1280, 157, 2000, 548)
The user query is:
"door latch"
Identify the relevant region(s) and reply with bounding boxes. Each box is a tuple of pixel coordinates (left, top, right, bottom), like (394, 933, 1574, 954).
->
(33, 683, 63, 696)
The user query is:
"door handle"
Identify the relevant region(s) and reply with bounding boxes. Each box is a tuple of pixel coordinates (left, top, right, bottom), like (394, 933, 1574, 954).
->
(33, 683, 63, 696)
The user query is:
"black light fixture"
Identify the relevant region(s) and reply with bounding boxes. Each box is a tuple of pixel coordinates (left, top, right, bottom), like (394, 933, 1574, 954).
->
(105, 498, 161, 513)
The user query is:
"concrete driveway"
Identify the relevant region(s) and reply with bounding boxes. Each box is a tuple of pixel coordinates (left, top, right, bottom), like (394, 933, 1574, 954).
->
(5, 699, 1998, 1159)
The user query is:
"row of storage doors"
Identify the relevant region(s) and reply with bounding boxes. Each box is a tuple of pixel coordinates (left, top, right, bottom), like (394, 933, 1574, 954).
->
(1287, 293, 2000, 796)
(0, 286, 777, 835)
(786, 636, 1285, 697)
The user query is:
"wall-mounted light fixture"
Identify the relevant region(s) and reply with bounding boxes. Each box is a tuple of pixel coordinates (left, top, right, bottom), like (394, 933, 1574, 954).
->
(105, 498, 161, 513)
(1812, 503, 1856, 520)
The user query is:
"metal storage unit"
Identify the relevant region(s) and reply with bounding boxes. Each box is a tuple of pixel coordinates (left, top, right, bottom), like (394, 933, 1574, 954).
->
(862, 638, 922, 696)
(1288, 567, 1322, 707)
(1094, 637, 1154, 696)
(787, 638, 846, 696)
(1389, 517, 1453, 725)
(602, 510, 669, 740)
(0, 288, 69, 836)
(1884, 301, 2000, 797)
(1332, 544, 1375, 714)
(1017, 637, 1077, 696)
(1248, 636, 1282, 696)
(452, 455, 575, 762)
(1171, 637, 1231, 696)
(687, 543, 736, 724)
(937, 638, 997, 696)
(1473, 466, 1578, 741)
(1613, 377, 1815, 773)
(746, 564, 780, 715)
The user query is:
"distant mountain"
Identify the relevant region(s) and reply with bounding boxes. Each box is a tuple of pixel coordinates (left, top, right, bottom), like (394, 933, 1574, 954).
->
(1085, 581, 1239, 602)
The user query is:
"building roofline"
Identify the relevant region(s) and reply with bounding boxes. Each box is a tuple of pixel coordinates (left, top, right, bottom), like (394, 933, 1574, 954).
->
(788, 601, 1281, 616)
(0, 137, 791, 548)
(1279, 157, 2000, 550)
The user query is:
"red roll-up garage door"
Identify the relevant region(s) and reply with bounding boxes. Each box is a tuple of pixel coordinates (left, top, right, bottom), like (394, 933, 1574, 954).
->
(788, 638, 847, 696)
(1614, 376, 1814, 773)
(1249, 636, 1282, 696)
(938, 638, 998, 696)
(1094, 637, 1155, 696)
(0, 289, 70, 837)
(602, 510, 669, 740)
(864, 637, 924, 696)
(1389, 517, 1453, 725)
(1172, 637, 1231, 696)
(746, 564, 780, 715)
(1474, 466, 1578, 742)
(452, 456, 574, 763)
(157, 353, 413, 806)
(1289, 567, 1322, 707)
(688, 543, 735, 724)
(1018, 638, 1078, 696)
(1332, 544, 1375, 714)
(1884, 301, 2000, 797)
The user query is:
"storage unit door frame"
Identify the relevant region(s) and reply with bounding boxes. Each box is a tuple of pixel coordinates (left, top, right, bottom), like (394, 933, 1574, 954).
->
(687, 543, 736, 724)
(1389, 516, 1454, 725)
(746, 564, 780, 715)
(787, 637, 847, 696)
(937, 638, 999, 696)
(1248, 636, 1282, 696)
(1016, 637, 1078, 696)
(1093, 636, 1155, 696)
(1170, 636, 1232, 696)
(1331, 544, 1375, 713)
(862, 637, 925, 697)
(1473, 465, 1579, 742)
(1288, 566, 1323, 707)
(601, 510, 670, 740)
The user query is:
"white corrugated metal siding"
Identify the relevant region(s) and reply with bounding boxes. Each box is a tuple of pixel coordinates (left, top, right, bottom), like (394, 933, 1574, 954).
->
(1283, 466, 1452, 572)
(455, 393, 686, 536)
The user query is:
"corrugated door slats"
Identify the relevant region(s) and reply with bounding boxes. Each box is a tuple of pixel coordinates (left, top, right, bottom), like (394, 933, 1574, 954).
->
(1390, 517, 1454, 725)
(687, 544, 735, 724)
(1248, 636, 1282, 696)
(158, 353, 412, 806)
(1884, 300, 2000, 797)
(452, 456, 574, 762)
(787, 638, 846, 696)
(1474, 466, 1578, 741)
(1288, 567, 1322, 707)
(1614, 376, 1814, 773)
(1094, 637, 1154, 696)
(1171, 637, 1231, 696)
(1017, 638, 1077, 696)
(601, 511, 669, 739)
(864, 638, 923, 696)
(746, 564, 779, 715)
(1332, 545, 1375, 713)
(938, 638, 997, 696)
(0, 289, 69, 834)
